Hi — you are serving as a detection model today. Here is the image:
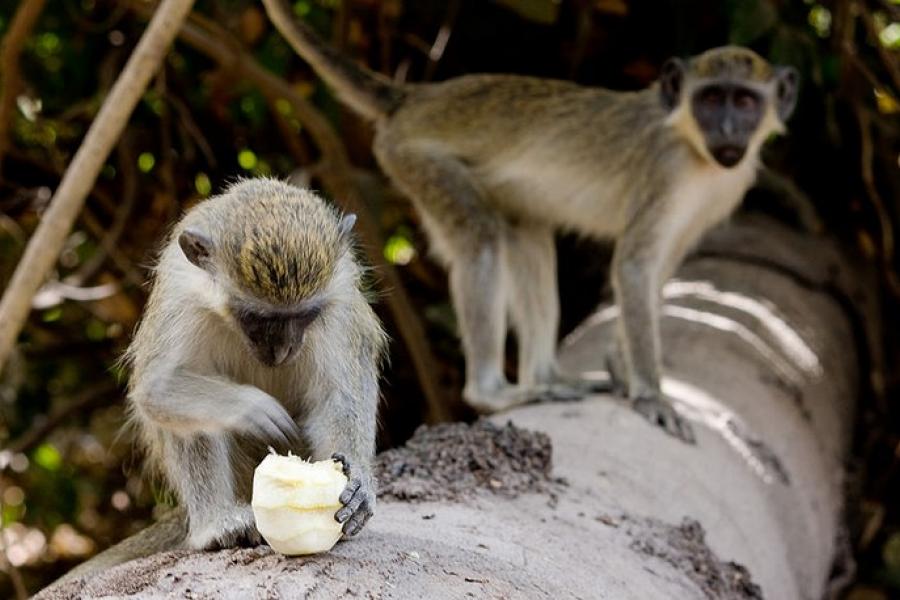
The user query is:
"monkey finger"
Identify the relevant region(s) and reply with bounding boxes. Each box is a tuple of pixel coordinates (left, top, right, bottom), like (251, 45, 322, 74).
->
(248, 411, 291, 446)
(338, 479, 363, 512)
(342, 503, 372, 536)
(331, 453, 352, 476)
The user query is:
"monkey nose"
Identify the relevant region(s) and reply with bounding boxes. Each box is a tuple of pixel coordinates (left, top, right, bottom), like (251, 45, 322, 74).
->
(272, 345, 293, 366)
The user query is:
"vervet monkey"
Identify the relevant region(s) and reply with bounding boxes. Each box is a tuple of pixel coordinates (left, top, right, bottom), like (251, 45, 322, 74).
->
(264, 1, 798, 443)
(126, 179, 386, 549)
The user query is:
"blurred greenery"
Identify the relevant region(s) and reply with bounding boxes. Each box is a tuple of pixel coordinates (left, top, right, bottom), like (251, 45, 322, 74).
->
(0, 0, 899, 597)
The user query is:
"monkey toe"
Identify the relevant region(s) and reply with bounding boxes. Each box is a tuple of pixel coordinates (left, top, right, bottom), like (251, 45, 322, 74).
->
(632, 396, 696, 445)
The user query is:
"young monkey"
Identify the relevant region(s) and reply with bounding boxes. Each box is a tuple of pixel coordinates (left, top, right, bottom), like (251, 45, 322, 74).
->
(264, 1, 798, 444)
(126, 179, 386, 549)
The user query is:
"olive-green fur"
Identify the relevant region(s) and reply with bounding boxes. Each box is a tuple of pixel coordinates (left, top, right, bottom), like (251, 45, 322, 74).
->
(688, 46, 773, 82)
(194, 179, 344, 305)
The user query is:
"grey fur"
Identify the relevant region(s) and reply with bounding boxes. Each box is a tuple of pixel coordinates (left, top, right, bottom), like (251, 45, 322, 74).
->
(125, 179, 386, 549)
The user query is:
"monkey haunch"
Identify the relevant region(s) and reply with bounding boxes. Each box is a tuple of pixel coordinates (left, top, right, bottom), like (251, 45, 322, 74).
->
(125, 179, 386, 549)
(266, 2, 798, 443)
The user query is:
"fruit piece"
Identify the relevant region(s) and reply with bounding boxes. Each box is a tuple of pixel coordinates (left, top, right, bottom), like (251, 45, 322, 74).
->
(251, 453, 348, 555)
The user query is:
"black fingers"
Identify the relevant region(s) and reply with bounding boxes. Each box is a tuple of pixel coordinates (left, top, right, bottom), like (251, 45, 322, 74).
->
(334, 477, 374, 536)
(338, 478, 361, 508)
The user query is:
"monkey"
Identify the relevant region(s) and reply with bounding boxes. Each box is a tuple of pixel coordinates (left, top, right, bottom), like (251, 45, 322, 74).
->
(263, 0, 798, 444)
(124, 178, 386, 550)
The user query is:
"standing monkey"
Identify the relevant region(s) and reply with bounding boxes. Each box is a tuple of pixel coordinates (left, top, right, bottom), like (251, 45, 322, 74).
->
(264, 1, 797, 443)
(126, 179, 386, 548)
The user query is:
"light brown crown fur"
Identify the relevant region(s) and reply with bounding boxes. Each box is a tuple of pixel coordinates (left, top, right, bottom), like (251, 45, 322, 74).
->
(208, 179, 344, 305)
(688, 46, 774, 82)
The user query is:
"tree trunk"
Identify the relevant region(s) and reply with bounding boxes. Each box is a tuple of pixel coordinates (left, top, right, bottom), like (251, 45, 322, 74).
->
(37, 215, 873, 600)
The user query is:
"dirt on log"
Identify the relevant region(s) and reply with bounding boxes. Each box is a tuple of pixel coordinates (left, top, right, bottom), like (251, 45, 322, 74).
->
(37, 215, 873, 600)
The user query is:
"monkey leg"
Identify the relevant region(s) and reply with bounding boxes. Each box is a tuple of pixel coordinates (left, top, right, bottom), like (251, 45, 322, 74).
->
(612, 231, 696, 444)
(504, 225, 611, 401)
(160, 432, 263, 549)
(374, 143, 515, 413)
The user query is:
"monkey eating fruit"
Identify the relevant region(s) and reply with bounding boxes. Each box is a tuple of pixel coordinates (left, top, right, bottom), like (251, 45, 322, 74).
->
(263, 1, 799, 445)
(125, 178, 386, 550)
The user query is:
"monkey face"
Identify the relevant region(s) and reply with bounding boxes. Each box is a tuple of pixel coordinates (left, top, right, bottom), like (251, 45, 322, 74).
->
(690, 83, 764, 168)
(230, 304, 321, 367)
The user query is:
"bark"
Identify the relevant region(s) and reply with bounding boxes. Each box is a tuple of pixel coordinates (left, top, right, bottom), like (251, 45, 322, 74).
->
(0, 0, 195, 370)
(37, 215, 872, 600)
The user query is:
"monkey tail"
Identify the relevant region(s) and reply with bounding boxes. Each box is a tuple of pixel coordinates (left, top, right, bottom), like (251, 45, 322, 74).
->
(42, 508, 188, 592)
(264, 0, 405, 121)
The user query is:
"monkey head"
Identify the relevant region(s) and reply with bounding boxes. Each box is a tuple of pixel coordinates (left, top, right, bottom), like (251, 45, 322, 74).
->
(659, 46, 798, 168)
(177, 179, 357, 367)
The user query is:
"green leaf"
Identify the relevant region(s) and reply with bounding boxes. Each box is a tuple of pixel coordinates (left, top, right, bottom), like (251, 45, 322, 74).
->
(728, 0, 778, 45)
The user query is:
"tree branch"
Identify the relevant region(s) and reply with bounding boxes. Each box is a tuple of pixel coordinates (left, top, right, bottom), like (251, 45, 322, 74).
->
(0, 0, 48, 173)
(0, 0, 196, 371)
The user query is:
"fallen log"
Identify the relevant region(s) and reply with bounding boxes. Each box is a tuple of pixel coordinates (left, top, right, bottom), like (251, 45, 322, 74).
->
(38, 215, 873, 599)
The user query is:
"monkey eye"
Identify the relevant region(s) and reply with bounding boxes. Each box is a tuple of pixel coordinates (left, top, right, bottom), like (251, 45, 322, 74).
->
(698, 86, 725, 106)
(733, 89, 759, 111)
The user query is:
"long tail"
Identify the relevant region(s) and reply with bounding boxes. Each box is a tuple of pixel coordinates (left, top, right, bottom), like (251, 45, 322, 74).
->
(263, 0, 405, 121)
(39, 508, 188, 595)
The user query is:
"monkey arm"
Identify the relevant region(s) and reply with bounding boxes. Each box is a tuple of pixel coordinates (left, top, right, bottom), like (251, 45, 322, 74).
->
(302, 305, 382, 535)
(131, 367, 302, 445)
(612, 217, 695, 443)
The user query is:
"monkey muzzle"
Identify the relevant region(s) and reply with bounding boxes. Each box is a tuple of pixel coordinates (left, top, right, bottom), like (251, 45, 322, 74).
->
(710, 145, 746, 168)
(257, 341, 298, 367)
(233, 305, 319, 368)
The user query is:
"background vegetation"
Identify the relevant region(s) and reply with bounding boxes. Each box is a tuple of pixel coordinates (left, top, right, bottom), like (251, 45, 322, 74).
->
(0, 0, 899, 596)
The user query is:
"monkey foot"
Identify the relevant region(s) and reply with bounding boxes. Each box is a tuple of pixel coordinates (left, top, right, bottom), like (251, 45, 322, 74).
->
(464, 383, 588, 415)
(547, 374, 614, 397)
(632, 395, 696, 444)
(190, 507, 265, 550)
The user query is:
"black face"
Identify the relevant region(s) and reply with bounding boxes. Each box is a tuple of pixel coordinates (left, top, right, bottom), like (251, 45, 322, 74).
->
(231, 303, 321, 367)
(691, 83, 764, 168)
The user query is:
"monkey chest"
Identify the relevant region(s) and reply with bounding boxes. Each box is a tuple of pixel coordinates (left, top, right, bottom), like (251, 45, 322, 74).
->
(658, 166, 755, 250)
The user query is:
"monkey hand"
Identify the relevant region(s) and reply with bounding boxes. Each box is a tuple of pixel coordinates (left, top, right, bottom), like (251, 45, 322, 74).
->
(189, 505, 264, 550)
(332, 453, 375, 537)
(632, 394, 696, 445)
(233, 394, 304, 450)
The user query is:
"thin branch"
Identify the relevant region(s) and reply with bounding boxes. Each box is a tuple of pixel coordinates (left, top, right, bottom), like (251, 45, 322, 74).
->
(0, 0, 196, 371)
(854, 104, 900, 296)
(68, 132, 140, 285)
(6, 380, 121, 455)
(859, 2, 900, 95)
(128, 1, 454, 422)
(5, 148, 147, 287)
(0, 0, 48, 173)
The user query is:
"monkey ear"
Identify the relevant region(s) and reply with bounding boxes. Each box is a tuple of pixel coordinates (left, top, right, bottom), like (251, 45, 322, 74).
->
(659, 58, 685, 111)
(774, 66, 799, 122)
(338, 213, 357, 240)
(178, 228, 214, 270)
